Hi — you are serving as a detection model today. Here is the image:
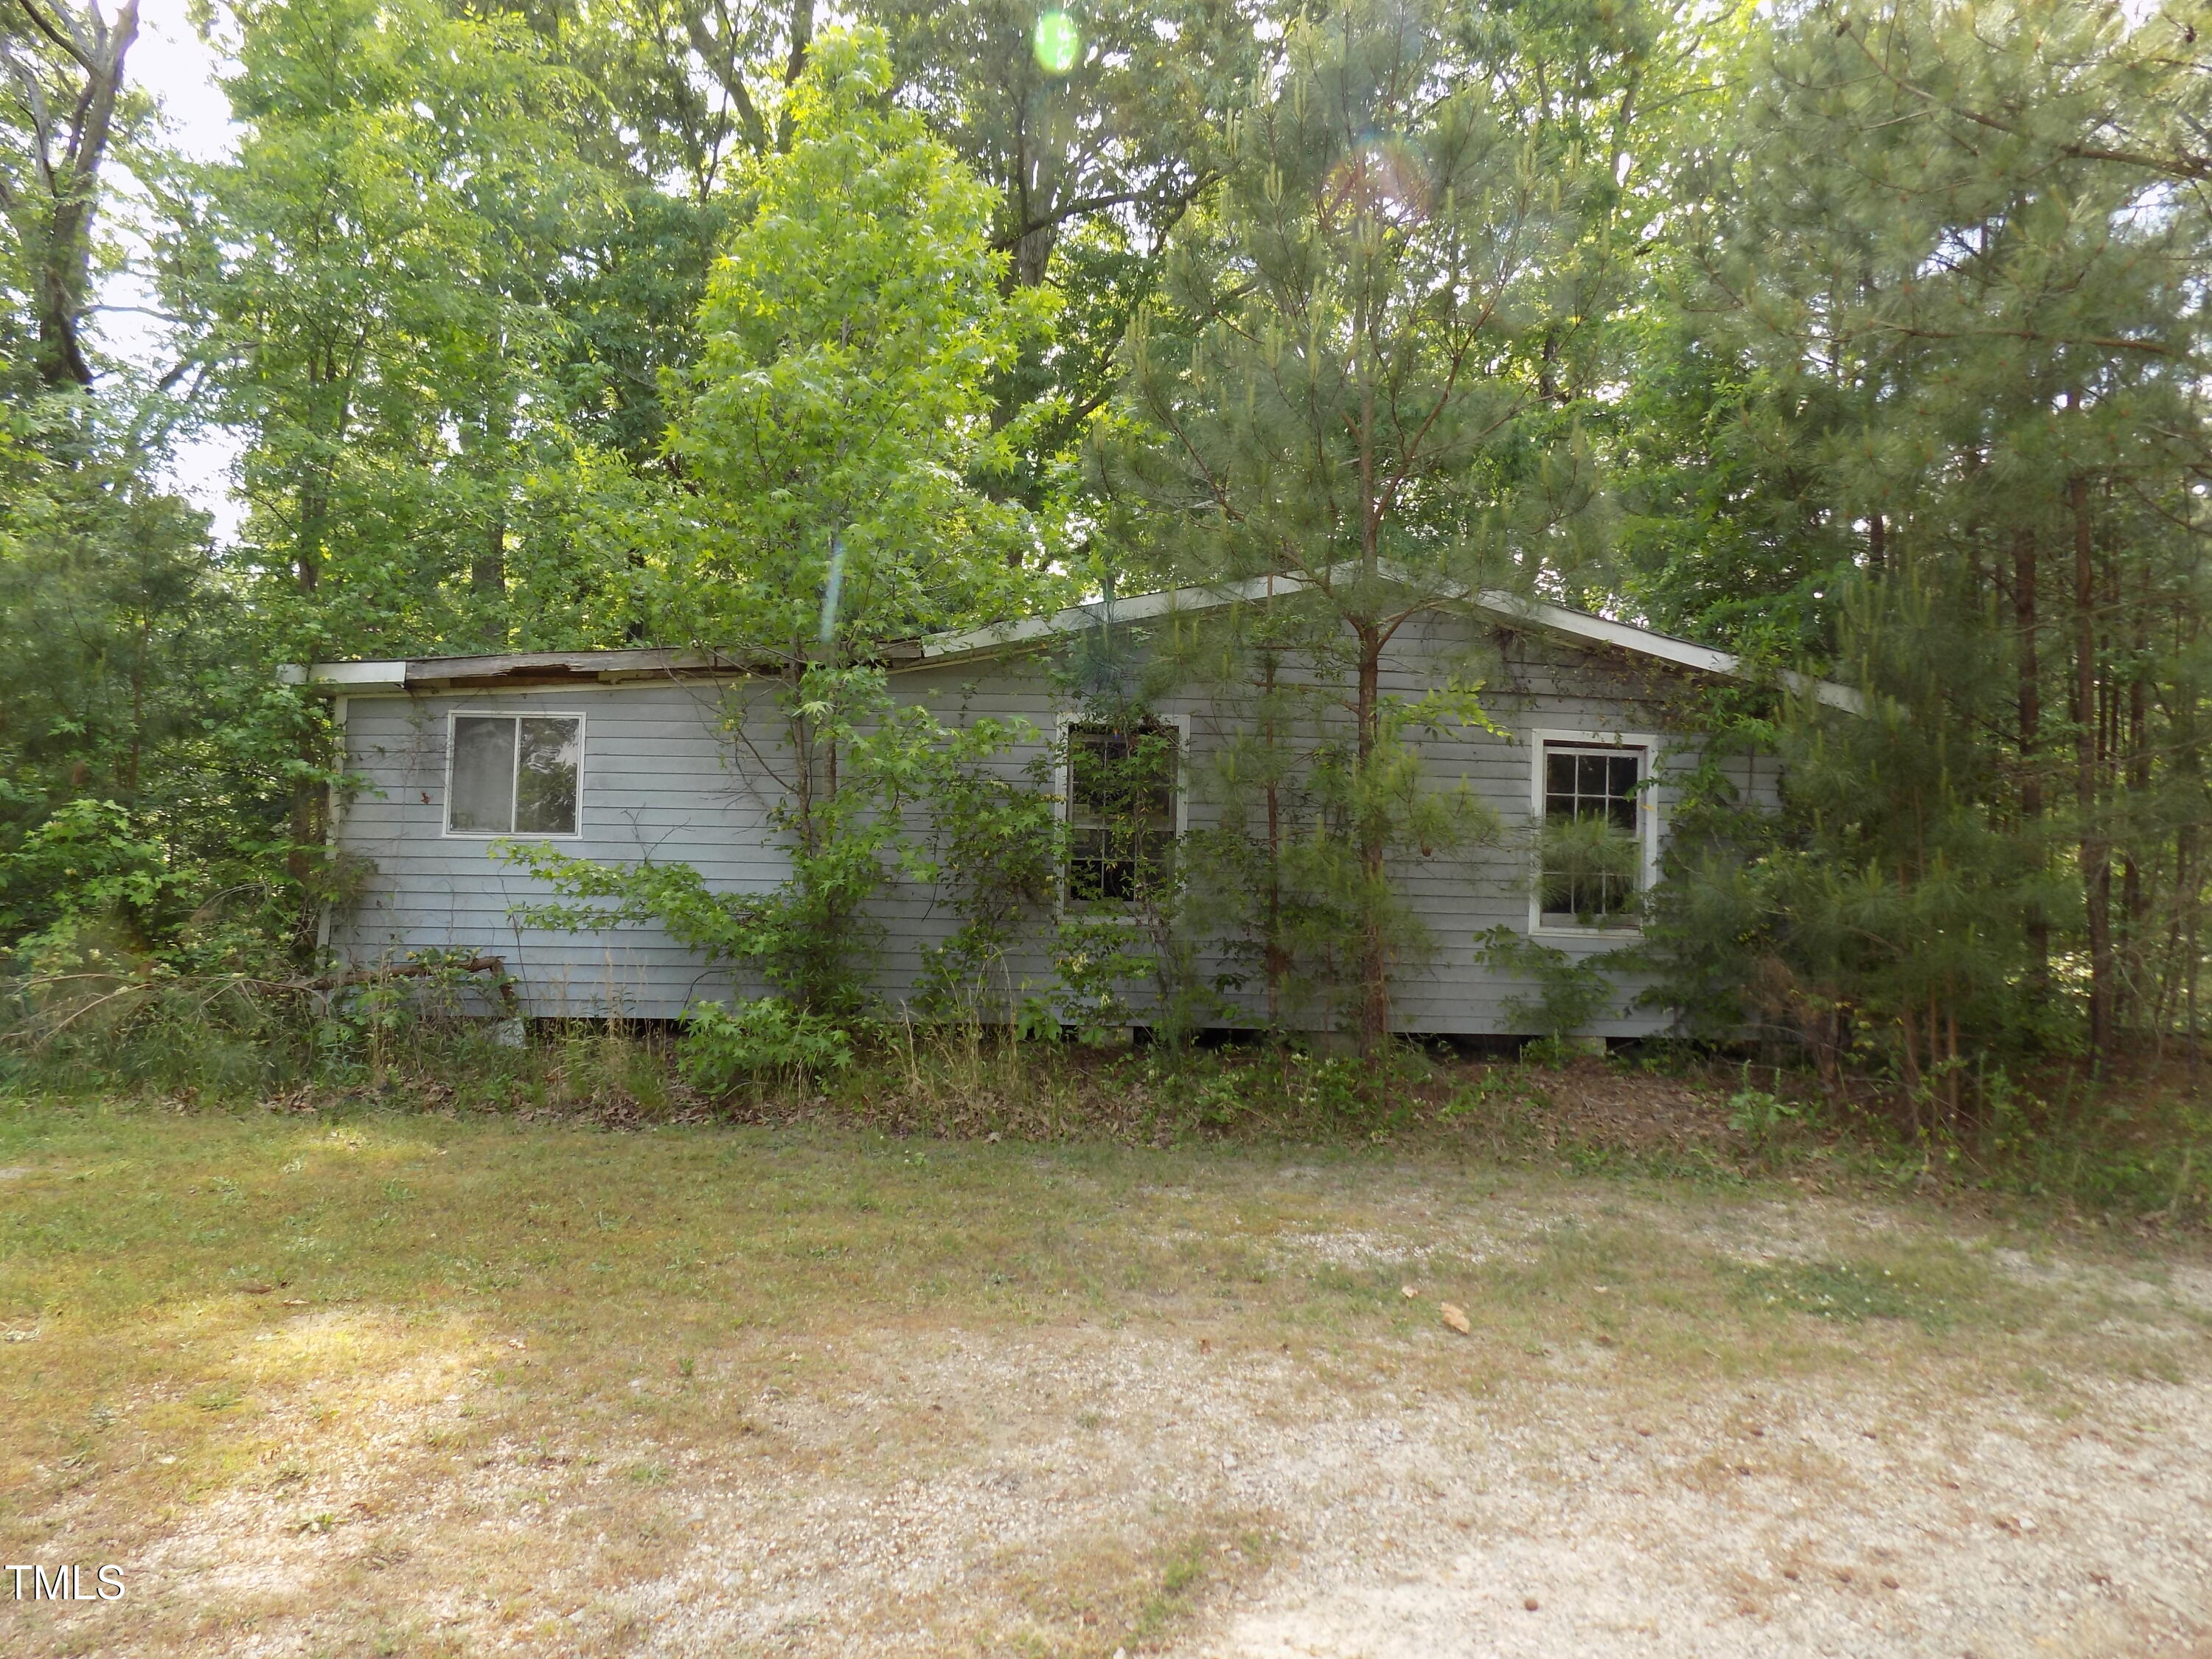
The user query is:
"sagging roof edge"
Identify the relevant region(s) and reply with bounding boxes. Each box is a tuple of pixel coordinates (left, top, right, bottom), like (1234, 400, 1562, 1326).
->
(285, 567, 1868, 717)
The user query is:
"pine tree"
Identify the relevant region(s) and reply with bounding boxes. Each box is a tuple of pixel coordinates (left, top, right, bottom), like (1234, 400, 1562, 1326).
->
(1097, 0, 1611, 1051)
(1648, 0, 2212, 1074)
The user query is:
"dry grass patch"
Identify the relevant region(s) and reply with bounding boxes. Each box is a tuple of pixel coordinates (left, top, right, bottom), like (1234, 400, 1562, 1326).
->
(0, 1096, 2205, 1656)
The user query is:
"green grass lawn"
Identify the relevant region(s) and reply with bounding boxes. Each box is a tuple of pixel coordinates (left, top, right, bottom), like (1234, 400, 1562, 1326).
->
(0, 1094, 2205, 1657)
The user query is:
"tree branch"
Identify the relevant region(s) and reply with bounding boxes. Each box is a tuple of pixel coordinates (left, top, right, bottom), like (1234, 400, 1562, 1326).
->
(13, 0, 90, 69)
(686, 8, 768, 157)
(990, 175, 1215, 253)
(1839, 19, 2212, 185)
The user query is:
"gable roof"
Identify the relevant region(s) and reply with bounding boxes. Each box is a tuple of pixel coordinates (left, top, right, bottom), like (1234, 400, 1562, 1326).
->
(917, 566, 1868, 714)
(288, 567, 1865, 714)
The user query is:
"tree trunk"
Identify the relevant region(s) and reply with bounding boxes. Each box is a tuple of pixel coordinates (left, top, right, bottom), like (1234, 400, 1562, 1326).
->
(472, 509, 506, 599)
(776, 0, 815, 152)
(20, 1, 141, 388)
(2071, 476, 2115, 1060)
(288, 456, 326, 923)
(2119, 561, 2151, 1034)
(126, 605, 148, 797)
(1262, 649, 1285, 1032)
(469, 387, 511, 602)
(2014, 525, 2048, 999)
(1354, 622, 1388, 1054)
(296, 487, 324, 591)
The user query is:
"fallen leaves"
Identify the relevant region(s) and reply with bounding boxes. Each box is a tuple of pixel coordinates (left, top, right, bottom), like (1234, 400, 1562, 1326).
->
(1440, 1303, 1471, 1335)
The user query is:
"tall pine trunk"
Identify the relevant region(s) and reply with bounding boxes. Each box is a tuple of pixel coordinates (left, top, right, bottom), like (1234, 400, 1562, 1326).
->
(2119, 560, 2150, 1034)
(2014, 526, 2048, 1001)
(2070, 476, 2115, 1060)
(1261, 649, 1286, 1032)
(1354, 620, 1388, 1053)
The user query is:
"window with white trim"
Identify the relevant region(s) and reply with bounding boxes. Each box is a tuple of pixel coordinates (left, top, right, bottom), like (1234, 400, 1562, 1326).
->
(1065, 720, 1179, 908)
(1536, 740, 1646, 929)
(447, 714, 582, 836)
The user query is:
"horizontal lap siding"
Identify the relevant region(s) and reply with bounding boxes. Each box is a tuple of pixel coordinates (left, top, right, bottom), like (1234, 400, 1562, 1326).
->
(335, 684, 783, 1018)
(330, 619, 1769, 1034)
(863, 666, 1062, 1006)
(1163, 617, 1684, 1035)
(1385, 623, 1663, 1034)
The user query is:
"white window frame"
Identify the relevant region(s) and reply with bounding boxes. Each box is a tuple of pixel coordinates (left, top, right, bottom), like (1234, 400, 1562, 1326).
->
(1527, 728, 1660, 938)
(1054, 710, 1190, 919)
(442, 709, 588, 840)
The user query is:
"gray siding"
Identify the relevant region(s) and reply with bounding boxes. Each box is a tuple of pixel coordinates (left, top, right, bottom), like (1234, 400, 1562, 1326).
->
(334, 681, 778, 1019)
(330, 615, 1778, 1034)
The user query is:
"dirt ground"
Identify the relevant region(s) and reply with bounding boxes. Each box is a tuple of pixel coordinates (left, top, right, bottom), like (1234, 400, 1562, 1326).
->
(2, 1101, 2208, 1658)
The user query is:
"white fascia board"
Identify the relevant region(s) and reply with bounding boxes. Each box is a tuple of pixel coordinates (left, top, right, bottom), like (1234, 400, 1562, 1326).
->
(1405, 568, 1871, 717)
(914, 572, 1313, 664)
(1778, 669, 1869, 716)
(290, 566, 1867, 717)
(916, 564, 1865, 714)
(300, 661, 408, 692)
(1463, 587, 1739, 677)
(1476, 592, 1869, 716)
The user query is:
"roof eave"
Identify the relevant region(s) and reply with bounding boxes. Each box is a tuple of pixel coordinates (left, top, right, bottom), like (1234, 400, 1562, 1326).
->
(285, 572, 1868, 717)
(913, 566, 1868, 715)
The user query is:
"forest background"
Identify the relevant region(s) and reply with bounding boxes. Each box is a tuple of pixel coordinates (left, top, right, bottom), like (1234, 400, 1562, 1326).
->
(1, 0, 2208, 1123)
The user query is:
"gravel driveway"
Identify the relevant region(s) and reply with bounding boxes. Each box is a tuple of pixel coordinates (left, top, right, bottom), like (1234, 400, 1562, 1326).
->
(7, 1123, 2208, 1659)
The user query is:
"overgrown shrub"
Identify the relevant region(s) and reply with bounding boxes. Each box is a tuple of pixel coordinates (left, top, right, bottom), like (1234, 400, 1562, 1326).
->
(1474, 925, 1627, 1048)
(677, 998, 855, 1096)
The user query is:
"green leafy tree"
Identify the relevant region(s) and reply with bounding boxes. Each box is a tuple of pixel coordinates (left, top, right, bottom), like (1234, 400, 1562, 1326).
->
(505, 667, 1044, 1017)
(643, 23, 1065, 976)
(869, 0, 1257, 512)
(0, 0, 145, 389)
(0, 397, 338, 973)
(651, 23, 1057, 661)
(173, 0, 621, 658)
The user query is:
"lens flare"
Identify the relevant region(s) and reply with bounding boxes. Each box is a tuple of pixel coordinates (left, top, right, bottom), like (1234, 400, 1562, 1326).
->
(1033, 10, 1079, 76)
(1322, 133, 1432, 229)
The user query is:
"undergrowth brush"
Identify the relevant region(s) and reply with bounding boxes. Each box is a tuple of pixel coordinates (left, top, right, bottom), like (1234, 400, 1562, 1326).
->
(3, 978, 2205, 1227)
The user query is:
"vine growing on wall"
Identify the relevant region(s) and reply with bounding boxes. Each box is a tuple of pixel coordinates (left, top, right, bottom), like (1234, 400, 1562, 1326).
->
(910, 733, 1061, 1020)
(501, 665, 1061, 1022)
